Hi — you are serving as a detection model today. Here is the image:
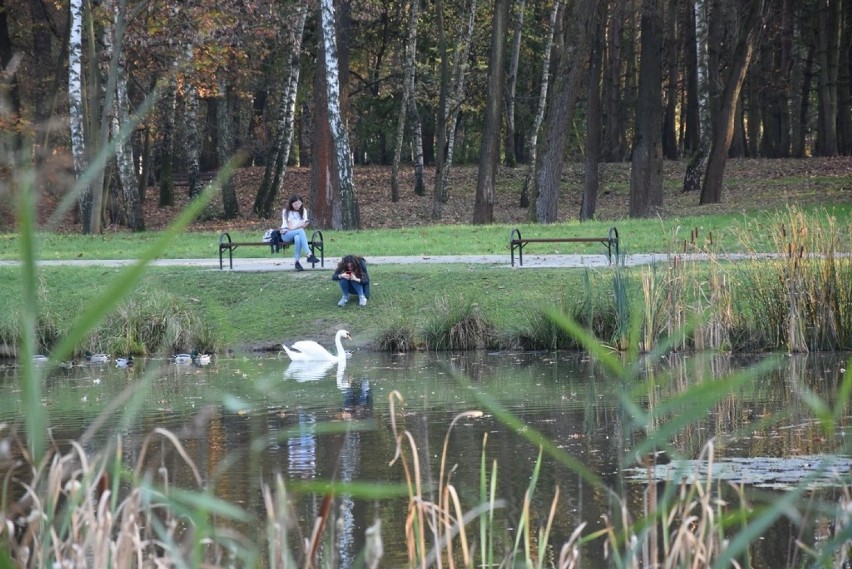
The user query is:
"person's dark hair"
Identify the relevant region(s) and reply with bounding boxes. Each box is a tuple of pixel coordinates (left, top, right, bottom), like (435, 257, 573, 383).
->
(336, 255, 363, 278)
(286, 195, 305, 214)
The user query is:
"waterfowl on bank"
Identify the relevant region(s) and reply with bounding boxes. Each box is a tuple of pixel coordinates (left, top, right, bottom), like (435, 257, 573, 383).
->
(85, 351, 110, 364)
(281, 330, 351, 362)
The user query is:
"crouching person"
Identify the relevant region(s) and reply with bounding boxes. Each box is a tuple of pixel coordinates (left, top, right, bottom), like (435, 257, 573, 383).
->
(333, 255, 370, 307)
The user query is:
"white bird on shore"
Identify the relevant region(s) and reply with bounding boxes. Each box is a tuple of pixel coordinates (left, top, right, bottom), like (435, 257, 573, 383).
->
(281, 330, 350, 362)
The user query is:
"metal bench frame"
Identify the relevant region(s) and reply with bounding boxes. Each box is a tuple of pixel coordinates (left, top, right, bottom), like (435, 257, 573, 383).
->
(509, 226, 619, 267)
(218, 230, 324, 270)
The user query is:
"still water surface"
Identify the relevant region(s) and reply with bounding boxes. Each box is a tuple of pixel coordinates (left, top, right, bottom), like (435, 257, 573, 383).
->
(1, 350, 850, 567)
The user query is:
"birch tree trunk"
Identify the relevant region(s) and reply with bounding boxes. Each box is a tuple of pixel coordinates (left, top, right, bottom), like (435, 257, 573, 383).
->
(519, 0, 560, 207)
(254, 0, 307, 218)
(320, 0, 359, 229)
(159, 68, 178, 207)
(431, 0, 449, 215)
(472, 0, 508, 224)
(682, 0, 710, 192)
(184, 43, 202, 199)
(504, 0, 525, 167)
(107, 0, 143, 230)
(431, 0, 476, 219)
(533, 0, 594, 223)
(391, 0, 421, 202)
(69, 0, 92, 233)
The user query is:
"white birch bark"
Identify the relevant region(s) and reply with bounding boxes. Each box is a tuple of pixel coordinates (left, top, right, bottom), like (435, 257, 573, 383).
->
(273, 1, 307, 195)
(184, 42, 202, 199)
(68, 0, 91, 233)
(106, 0, 142, 230)
(504, 0, 525, 166)
(320, 0, 359, 229)
(391, 0, 420, 201)
(683, 0, 710, 192)
(520, 0, 560, 205)
(441, 0, 476, 185)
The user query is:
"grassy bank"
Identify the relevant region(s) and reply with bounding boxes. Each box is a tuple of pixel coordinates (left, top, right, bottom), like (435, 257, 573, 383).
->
(1, 202, 850, 261)
(2, 206, 851, 358)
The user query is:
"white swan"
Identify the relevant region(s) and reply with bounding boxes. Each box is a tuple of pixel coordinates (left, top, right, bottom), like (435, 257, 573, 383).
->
(281, 330, 350, 362)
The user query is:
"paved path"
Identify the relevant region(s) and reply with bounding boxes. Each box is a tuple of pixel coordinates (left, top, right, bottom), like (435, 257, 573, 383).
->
(0, 252, 786, 271)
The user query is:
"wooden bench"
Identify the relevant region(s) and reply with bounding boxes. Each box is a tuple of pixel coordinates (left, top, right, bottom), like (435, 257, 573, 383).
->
(173, 171, 217, 187)
(509, 226, 619, 267)
(218, 230, 325, 270)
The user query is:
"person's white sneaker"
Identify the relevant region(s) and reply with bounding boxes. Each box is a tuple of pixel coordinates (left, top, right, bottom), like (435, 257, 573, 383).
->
(358, 295, 367, 306)
(338, 296, 349, 307)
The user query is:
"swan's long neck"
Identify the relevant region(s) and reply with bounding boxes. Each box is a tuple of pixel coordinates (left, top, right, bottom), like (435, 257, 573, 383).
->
(335, 334, 345, 360)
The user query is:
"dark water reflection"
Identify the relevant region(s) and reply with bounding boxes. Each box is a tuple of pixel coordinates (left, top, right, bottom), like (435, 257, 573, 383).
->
(1, 351, 850, 567)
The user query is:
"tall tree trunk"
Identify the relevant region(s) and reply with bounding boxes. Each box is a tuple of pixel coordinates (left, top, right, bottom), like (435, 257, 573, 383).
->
(473, 0, 508, 224)
(629, 0, 663, 218)
(391, 0, 421, 202)
(503, 0, 525, 167)
(682, 0, 711, 192)
(431, 0, 449, 212)
(533, 0, 594, 223)
(700, 0, 765, 205)
(320, 0, 359, 229)
(662, 0, 679, 160)
(682, 0, 700, 154)
(69, 0, 93, 233)
(581, 1, 605, 222)
(816, 0, 841, 156)
(602, 0, 627, 161)
(254, 0, 307, 218)
(0, 0, 23, 159)
(432, 0, 476, 219)
(106, 0, 143, 231)
(837, 0, 851, 155)
(519, 0, 561, 207)
(791, 40, 814, 158)
(158, 76, 177, 207)
(218, 83, 239, 219)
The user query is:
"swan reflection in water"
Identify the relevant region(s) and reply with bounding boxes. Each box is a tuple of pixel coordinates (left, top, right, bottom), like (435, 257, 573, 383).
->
(283, 359, 339, 382)
(281, 357, 371, 567)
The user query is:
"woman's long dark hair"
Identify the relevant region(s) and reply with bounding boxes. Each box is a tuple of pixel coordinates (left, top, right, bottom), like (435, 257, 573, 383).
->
(336, 255, 364, 278)
(286, 195, 305, 214)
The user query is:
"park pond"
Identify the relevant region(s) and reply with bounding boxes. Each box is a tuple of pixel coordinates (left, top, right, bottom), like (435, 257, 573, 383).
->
(1, 350, 851, 567)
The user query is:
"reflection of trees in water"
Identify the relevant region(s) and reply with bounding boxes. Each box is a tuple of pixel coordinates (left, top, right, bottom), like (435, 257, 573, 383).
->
(632, 353, 849, 460)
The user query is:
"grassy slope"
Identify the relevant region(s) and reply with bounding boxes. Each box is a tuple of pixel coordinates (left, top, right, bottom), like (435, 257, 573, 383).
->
(1, 158, 850, 353)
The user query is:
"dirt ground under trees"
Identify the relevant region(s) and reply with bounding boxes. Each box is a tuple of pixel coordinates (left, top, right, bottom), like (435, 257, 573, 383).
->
(4, 157, 850, 234)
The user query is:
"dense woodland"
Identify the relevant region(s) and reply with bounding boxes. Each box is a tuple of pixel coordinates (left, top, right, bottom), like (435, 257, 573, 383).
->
(1, 0, 850, 233)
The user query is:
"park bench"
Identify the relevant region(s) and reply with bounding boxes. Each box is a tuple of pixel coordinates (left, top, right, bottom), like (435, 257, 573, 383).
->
(173, 171, 217, 187)
(218, 230, 325, 270)
(509, 226, 619, 267)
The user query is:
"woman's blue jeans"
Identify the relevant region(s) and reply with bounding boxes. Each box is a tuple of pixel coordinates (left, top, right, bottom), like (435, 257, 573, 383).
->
(338, 279, 365, 298)
(281, 229, 309, 260)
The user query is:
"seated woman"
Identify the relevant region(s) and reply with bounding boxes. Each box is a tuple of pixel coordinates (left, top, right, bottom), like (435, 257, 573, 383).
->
(281, 194, 320, 271)
(332, 255, 370, 307)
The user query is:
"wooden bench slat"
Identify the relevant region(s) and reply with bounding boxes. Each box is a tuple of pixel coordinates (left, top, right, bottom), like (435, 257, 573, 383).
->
(509, 227, 619, 267)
